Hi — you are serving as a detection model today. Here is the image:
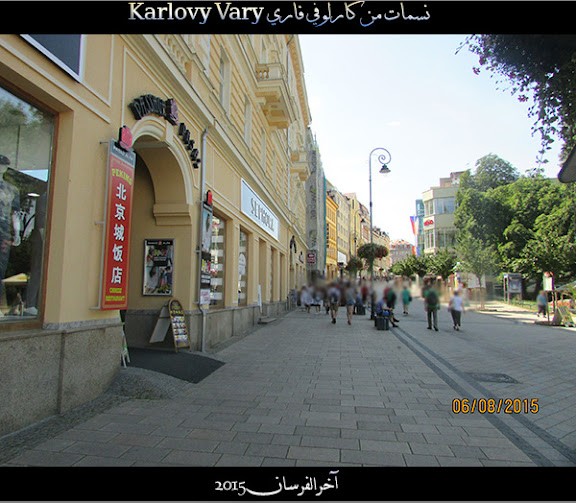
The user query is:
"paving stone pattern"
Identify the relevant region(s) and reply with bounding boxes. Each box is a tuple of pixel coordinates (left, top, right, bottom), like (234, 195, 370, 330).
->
(2, 295, 576, 467)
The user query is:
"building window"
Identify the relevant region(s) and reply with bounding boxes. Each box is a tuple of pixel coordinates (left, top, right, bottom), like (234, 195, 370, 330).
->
(424, 229, 435, 250)
(243, 96, 252, 147)
(210, 215, 225, 307)
(238, 229, 248, 306)
(22, 35, 84, 81)
(0, 85, 54, 321)
(435, 197, 455, 215)
(218, 49, 231, 113)
(437, 229, 457, 249)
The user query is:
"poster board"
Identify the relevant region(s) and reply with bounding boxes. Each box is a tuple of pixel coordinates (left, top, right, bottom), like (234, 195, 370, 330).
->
(143, 239, 174, 296)
(168, 298, 191, 351)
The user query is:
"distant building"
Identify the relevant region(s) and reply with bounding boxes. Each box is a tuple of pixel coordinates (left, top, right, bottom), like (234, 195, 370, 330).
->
(415, 199, 425, 256)
(327, 182, 350, 275)
(390, 239, 413, 265)
(325, 189, 339, 280)
(419, 171, 466, 255)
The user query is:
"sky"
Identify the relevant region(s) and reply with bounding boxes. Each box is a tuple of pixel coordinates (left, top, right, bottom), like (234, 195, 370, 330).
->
(298, 34, 565, 245)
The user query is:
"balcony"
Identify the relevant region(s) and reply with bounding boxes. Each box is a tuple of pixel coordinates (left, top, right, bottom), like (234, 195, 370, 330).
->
(255, 62, 296, 129)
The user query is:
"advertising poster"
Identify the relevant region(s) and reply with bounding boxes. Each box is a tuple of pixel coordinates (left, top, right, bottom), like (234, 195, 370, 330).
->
(199, 204, 213, 306)
(101, 140, 136, 310)
(143, 239, 174, 296)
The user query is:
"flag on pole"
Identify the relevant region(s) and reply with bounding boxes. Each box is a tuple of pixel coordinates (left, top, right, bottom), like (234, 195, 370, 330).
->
(410, 216, 418, 235)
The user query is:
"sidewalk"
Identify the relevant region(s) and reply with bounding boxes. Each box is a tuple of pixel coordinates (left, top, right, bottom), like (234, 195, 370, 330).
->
(2, 299, 575, 469)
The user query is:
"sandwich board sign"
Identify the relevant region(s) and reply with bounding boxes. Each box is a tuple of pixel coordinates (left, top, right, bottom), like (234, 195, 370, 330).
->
(148, 298, 191, 352)
(168, 298, 191, 351)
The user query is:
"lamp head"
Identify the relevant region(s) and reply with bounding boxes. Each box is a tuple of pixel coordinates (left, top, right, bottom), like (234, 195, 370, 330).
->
(379, 164, 391, 174)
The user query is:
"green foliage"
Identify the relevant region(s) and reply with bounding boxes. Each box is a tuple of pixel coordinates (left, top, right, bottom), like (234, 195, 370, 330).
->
(428, 250, 458, 280)
(455, 156, 576, 289)
(459, 35, 576, 164)
(345, 255, 364, 278)
(357, 243, 388, 277)
(470, 154, 520, 191)
(389, 254, 430, 279)
(457, 233, 499, 286)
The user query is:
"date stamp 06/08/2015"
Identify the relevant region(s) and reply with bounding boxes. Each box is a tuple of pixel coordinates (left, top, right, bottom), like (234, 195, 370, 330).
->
(452, 398, 539, 415)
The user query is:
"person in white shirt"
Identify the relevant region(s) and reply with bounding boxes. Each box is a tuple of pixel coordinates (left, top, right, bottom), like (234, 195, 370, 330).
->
(449, 290, 465, 331)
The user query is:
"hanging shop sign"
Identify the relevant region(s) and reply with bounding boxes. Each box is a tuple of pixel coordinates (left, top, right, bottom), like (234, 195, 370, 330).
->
(143, 239, 174, 296)
(129, 94, 179, 125)
(240, 179, 279, 240)
(128, 94, 201, 168)
(100, 140, 136, 310)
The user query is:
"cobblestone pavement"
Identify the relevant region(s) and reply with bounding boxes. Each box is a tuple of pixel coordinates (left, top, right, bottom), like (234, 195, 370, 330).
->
(2, 294, 576, 469)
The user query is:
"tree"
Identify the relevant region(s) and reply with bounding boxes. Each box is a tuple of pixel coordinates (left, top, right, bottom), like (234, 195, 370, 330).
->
(389, 257, 416, 278)
(405, 254, 431, 279)
(357, 243, 388, 278)
(459, 35, 576, 164)
(472, 154, 520, 191)
(429, 250, 458, 281)
(345, 256, 363, 279)
(457, 234, 499, 309)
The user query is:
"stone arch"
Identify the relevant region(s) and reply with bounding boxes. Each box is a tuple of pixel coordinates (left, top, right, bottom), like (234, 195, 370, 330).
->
(131, 117, 195, 225)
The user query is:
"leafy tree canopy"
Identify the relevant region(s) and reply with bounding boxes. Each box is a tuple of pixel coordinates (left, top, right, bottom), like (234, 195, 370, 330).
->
(459, 35, 576, 167)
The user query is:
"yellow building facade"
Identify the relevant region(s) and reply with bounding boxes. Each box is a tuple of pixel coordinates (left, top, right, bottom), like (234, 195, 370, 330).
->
(325, 191, 338, 280)
(0, 34, 311, 435)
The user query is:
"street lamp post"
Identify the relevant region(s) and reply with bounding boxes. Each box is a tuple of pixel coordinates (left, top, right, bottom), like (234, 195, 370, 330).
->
(368, 147, 391, 318)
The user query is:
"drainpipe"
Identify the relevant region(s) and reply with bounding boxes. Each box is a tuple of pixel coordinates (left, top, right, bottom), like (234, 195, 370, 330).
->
(198, 127, 210, 353)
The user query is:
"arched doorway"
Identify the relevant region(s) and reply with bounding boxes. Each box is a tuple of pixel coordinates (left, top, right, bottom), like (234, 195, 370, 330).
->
(123, 121, 197, 348)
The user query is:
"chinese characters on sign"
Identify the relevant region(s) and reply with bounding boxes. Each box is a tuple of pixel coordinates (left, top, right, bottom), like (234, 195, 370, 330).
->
(101, 140, 135, 310)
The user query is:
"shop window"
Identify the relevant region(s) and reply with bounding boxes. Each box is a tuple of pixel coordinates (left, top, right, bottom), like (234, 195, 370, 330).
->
(238, 229, 248, 306)
(218, 49, 231, 113)
(210, 215, 225, 307)
(0, 86, 54, 321)
(22, 35, 83, 81)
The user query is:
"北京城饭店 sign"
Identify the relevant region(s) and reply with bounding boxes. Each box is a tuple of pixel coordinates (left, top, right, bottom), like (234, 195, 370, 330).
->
(101, 140, 136, 310)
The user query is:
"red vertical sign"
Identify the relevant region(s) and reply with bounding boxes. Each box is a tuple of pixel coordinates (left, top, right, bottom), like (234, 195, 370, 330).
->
(101, 140, 136, 310)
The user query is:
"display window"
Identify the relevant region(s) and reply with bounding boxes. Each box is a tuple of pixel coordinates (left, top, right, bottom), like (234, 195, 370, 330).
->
(210, 215, 225, 307)
(0, 85, 53, 321)
(238, 229, 248, 305)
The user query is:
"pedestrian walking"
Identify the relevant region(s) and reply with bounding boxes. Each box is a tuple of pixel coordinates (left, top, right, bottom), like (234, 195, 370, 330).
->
(300, 285, 312, 314)
(327, 282, 341, 324)
(312, 286, 322, 314)
(448, 289, 464, 331)
(537, 290, 549, 318)
(344, 283, 356, 325)
(424, 282, 440, 331)
(402, 285, 412, 315)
